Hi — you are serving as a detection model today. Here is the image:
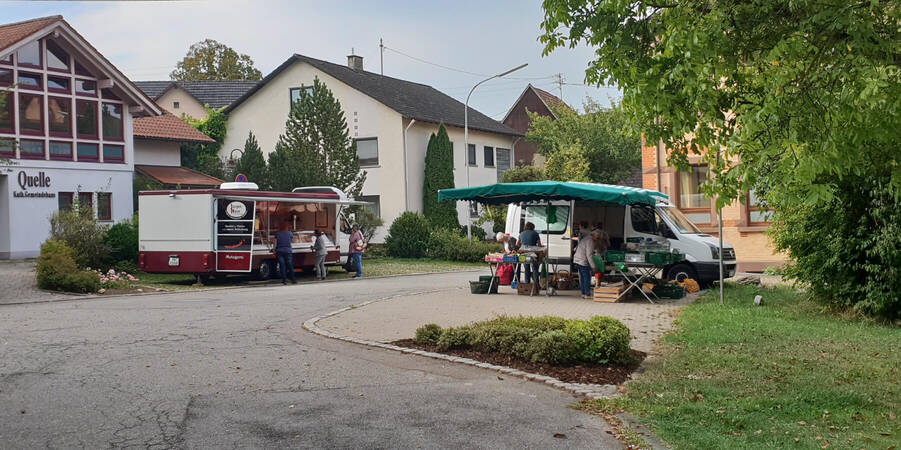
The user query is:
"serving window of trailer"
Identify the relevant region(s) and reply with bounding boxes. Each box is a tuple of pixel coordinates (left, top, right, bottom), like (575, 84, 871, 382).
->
(253, 201, 336, 248)
(524, 204, 569, 234)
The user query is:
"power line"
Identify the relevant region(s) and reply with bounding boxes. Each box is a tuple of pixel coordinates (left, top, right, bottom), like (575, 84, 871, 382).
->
(381, 44, 552, 81)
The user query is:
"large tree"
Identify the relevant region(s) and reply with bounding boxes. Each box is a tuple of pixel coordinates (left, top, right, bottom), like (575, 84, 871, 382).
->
(268, 77, 366, 196)
(422, 124, 458, 230)
(232, 131, 269, 188)
(526, 98, 640, 184)
(171, 39, 262, 81)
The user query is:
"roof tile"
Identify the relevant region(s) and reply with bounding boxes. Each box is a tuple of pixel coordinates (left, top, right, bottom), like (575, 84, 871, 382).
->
(135, 165, 223, 187)
(0, 16, 62, 55)
(135, 80, 258, 109)
(133, 113, 216, 143)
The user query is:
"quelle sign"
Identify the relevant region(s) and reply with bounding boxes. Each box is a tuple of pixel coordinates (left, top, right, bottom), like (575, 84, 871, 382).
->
(13, 170, 56, 199)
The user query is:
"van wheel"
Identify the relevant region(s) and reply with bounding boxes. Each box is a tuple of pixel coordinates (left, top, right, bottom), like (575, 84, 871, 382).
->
(257, 260, 276, 280)
(665, 263, 697, 283)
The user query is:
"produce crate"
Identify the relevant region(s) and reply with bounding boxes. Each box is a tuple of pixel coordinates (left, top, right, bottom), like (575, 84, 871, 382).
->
(517, 282, 537, 295)
(652, 284, 686, 299)
(594, 282, 624, 302)
(604, 250, 626, 262)
(479, 275, 499, 284)
(503, 254, 518, 263)
(645, 252, 672, 266)
(470, 281, 489, 294)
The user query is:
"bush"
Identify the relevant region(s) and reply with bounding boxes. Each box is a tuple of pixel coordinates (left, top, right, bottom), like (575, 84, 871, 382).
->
(502, 165, 546, 182)
(104, 215, 138, 267)
(413, 323, 443, 346)
(427, 228, 503, 263)
(564, 316, 632, 364)
(524, 330, 578, 364)
(469, 324, 539, 356)
(435, 327, 473, 351)
(36, 240, 100, 294)
(460, 225, 487, 241)
(49, 206, 109, 269)
(385, 212, 431, 258)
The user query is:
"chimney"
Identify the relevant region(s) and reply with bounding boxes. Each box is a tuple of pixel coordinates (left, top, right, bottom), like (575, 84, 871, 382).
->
(347, 54, 363, 71)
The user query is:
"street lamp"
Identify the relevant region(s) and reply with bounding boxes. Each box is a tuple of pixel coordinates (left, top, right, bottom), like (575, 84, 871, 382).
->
(464, 62, 528, 241)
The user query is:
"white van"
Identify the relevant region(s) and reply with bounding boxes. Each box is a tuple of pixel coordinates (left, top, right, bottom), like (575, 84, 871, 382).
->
(505, 199, 736, 283)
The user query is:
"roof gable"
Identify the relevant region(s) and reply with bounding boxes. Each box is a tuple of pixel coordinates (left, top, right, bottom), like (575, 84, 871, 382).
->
(226, 54, 520, 136)
(502, 84, 570, 123)
(133, 113, 216, 144)
(135, 80, 259, 110)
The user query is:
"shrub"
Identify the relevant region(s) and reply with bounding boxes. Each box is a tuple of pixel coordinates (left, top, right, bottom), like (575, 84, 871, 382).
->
(502, 165, 546, 182)
(427, 228, 503, 263)
(413, 323, 443, 346)
(104, 215, 138, 267)
(524, 329, 578, 364)
(460, 225, 487, 241)
(36, 240, 100, 294)
(385, 212, 431, 258)
(422, 125, 459, 231)
(469, 323, 539, 356)
(49, 206, 109, 269)
(435, 327, 473, 351)
(564, 316, 632, 364)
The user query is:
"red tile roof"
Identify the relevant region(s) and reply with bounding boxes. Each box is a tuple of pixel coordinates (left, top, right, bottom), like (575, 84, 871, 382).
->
(133, 114, 216, 144)
(0, 15, 62, 54)
(135, 165, 223, 187)
(531, 85, 569, 111)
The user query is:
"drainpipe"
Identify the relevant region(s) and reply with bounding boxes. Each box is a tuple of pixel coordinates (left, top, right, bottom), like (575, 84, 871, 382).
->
(402, 118, 416, 211)
(656, 139, 663, 192)
(511, 136, 522, 171)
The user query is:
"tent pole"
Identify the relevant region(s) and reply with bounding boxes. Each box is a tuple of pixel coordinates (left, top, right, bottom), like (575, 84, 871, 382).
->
(718, 206, 724, 305)
(545, 201, 550, 297)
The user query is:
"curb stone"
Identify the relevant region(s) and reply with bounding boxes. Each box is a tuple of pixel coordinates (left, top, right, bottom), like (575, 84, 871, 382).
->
(302, 289, 619, 400)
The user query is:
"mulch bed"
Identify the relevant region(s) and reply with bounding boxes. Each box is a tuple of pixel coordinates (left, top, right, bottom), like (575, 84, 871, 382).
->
(392, 339, 644, 385)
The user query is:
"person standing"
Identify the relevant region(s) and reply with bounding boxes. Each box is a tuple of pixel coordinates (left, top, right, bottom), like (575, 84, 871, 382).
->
(517, 222, 542, 285)
(573, 230, 599, 299)
(349, 224, 365, 278)
(313, 230, 330, 280)
(275, 223, 297, 285)
(593, 222, 612, 254)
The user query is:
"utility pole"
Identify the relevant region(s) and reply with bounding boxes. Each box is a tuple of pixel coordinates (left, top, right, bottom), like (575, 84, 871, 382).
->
(379, 38, 384, 75)
(553, 73, 564, 98)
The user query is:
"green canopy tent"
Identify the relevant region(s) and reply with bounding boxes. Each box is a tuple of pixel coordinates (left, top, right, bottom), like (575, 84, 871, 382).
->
(439, 181, 670, 296)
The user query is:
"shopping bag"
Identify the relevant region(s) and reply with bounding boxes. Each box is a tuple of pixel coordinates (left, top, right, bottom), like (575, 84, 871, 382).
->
(497, 264, 513, 286)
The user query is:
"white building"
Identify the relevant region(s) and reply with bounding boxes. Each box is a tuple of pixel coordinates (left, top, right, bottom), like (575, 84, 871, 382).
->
(0, 16, 218, 259)
(221, 54, 521, 241)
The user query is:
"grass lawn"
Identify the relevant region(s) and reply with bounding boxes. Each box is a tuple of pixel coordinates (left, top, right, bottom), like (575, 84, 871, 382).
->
(584, 284, 899, 449)
(135, 257, 482, 291)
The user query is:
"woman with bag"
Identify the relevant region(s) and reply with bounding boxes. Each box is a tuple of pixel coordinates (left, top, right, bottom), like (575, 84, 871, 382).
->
(349, 224, 365, 278)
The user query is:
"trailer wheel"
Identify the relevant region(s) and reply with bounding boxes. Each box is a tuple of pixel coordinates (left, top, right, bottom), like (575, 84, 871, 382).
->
(257, 260, 276, 280)
(665, 263, 697, 283)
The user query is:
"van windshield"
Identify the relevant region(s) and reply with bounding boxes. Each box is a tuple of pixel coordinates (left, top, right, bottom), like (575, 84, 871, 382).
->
(658, 206, 702, 234)
(524, 205, 569, 234)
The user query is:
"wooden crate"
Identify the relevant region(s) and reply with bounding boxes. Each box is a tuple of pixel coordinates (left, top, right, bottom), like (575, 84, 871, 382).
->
(593, 283, 624, 303)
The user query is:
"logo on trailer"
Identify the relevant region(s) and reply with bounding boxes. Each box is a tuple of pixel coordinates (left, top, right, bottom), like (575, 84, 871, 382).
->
(225, 201, 247, 219)
(235, 173, 248, 182)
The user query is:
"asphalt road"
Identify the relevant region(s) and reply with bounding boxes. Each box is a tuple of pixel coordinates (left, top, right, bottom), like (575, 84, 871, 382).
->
(0, 272, 620, 449)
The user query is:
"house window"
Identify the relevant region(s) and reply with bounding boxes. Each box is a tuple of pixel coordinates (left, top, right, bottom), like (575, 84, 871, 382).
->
(0, 54, 11, 65)
(76, 100, 98, 138)
(77, 143, 99, 161)
(747, 190, 773, 225)
(0, 94, 12, 133)
(0, 140, 13, 158)
(101, 103, 123, 141)
(173, 101, 180, 109)
(103, 144, 124, 163)
(355, 137, 378, 166)
(467, 144, 476, 166)
(101, 89, 120, 101)
(48, 97, 71, 136)
(483, 146, 494, 167)
(97, 193, 112, 221)
(677, 166, 712, 225)
(78, 192, 93, 211)
(75, 79, 97, 97)
(18, 93, 43, 135)
(17, 72, 42, 90)
(289, 86, 314, 104)
(16, 40, 41, 68)
(0, 68, 13, 86)
(359, 195, 380, 218)
(74, 59, 92, 77)
(47, 76, 70, 93)
(49, 141, 72, 160)
(46, 40, 69, 72)
(58, 192, 74, 211)
(19, 140, 44, 159)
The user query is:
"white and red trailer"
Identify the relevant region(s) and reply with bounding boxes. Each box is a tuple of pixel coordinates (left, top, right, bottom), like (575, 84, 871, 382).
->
(138, 185, 362, 280)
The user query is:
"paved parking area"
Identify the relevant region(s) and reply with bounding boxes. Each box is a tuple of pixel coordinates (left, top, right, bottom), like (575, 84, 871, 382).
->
(317, 286, 698, 354)
(0, 261, 73, 305)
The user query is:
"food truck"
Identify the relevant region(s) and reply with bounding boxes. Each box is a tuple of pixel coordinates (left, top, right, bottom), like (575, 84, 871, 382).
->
(138, 183, 364, 281)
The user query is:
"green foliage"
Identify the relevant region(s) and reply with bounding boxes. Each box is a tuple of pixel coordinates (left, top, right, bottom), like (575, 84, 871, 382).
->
(426, 228, 502, 263)
(171, 38, 262, 81)
(104, 215, 138, 267)
(540, 0, 901, 205)
(385, 212, 431, 258)
(269, 78, 366, 196)
(770, 175, 901, 320)
(422, 124, 459, 230)
(474, 205, 507, 234)
(181, 107, 228, 180)
(459, 225, 487, 241)
(413, 323, 443, 346)
(49, 205, 109, 269)
(232, 131, 269, 188)
(527, 99, 640, 184)
(501, 165, 546, 183)
(36, 240, 100, 294)
(544, 144, 592, 182)
(425, 315, 631, 365)
(346, 205, 383, 243)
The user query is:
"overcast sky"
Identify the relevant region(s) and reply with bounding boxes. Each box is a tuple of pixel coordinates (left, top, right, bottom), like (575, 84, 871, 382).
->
(5, 0, 621, 119)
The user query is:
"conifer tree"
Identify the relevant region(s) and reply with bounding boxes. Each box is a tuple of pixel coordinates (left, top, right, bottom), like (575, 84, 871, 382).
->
(268, 77, 366, 196)
(421, 124, 458, 230)
(232, 131, 269, 188)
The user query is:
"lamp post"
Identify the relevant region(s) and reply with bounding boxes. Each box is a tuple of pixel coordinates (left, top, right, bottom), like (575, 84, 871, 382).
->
(464, 62, 528, 241)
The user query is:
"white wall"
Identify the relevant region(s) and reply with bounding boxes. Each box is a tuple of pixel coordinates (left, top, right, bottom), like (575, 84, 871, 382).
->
(222, 61, 405, 242)
(134, 140, 181, 166)
(157, 87, 208, 120)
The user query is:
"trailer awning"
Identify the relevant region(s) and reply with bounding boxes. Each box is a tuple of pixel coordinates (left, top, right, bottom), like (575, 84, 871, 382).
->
(438, 181, 668, 206)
